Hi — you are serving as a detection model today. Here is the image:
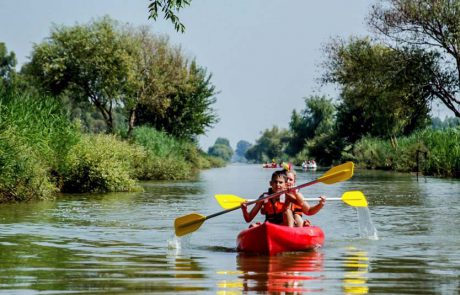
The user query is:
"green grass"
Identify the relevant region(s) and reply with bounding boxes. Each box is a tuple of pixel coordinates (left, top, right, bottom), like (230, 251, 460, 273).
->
(352, 128, 460, 177)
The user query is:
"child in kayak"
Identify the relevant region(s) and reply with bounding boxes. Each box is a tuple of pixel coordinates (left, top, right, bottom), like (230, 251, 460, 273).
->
(285, 167, 326, 227)
(240, 170, 297, 227)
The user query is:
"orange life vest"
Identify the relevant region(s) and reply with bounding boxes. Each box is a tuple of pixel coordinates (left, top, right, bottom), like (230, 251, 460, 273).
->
(291, 203, 303, 215)
(260, 193, 288, 224)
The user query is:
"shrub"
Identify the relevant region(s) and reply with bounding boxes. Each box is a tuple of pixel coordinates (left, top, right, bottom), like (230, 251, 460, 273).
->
(0, 129, 56, 202)
(60, 134, 145, 193)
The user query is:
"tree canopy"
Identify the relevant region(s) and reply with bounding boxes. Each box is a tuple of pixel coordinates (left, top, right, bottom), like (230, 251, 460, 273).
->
(286, 95, 335, 156)
(24, 17, 218, 139)
(369, 0, 460, 117)
(207, 137, 233, 162)
(322, 37, 433, 144)
(0, 42, 17, 90)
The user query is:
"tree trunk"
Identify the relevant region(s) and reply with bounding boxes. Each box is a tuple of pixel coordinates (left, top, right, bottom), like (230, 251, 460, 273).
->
(127, 107, 136, 138)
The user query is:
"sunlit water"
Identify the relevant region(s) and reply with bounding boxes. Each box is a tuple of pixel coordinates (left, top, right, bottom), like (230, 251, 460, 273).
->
(0, 164, 459, 294)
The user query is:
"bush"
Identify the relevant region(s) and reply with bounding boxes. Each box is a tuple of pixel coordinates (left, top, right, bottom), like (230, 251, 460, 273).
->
(60, 134, 145, 193)
(0, 129, 56, 202)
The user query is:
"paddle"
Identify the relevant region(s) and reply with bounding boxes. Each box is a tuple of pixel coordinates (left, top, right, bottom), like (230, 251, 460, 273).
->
(215, 191, 368, 209)
(174, 161, 354, 237)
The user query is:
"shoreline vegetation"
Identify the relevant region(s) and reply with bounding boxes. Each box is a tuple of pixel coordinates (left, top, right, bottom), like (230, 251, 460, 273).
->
(3, 3, 460, 204)
(0, 91, 224, 203)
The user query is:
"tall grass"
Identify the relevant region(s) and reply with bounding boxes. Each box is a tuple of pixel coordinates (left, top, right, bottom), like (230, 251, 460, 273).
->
(352, 128, 460, 177)
(131, 126, 225, 180)
(0, 90, 79, 201)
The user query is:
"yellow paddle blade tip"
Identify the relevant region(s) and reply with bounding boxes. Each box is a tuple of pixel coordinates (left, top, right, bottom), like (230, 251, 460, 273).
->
(174, 213, 206, 237)
(318, 162, 354, 184)
(214, 194, 246, 209)
(342, 191, 368, 207)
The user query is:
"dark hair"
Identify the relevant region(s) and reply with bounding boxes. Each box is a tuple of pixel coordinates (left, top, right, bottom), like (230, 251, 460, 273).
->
(271, 170, 287, 182)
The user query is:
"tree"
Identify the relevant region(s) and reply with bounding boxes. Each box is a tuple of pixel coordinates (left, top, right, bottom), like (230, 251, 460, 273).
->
(286, 95, 335, 156)
(369, 0, 460, 118)
(235, 140, 252, 158)
(245, 126, 290, 163)
(24, 18, 218, 138)
(0, 42, 17, 90)
(322, 37, 434, 144)
(25, 17, 137, 133)
(134, 59, 219, 140)
(207, 137, 233, 162)
(148, 0, 191, 33)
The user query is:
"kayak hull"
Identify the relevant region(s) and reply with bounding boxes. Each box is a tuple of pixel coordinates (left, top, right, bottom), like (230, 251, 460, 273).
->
(237, 222, 324, 255)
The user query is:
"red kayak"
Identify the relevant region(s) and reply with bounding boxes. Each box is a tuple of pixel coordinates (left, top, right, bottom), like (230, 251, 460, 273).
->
(237, 222, 325, 255)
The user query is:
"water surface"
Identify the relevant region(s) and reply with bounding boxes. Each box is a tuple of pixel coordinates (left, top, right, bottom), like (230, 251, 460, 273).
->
(0, 164, 459, 294)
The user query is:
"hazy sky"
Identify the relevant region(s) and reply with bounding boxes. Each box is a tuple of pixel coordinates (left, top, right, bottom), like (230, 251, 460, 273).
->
(1, 0, 448, 150)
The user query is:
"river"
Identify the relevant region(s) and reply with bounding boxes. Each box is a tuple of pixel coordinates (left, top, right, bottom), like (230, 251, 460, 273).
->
(0, 164, 459, 294)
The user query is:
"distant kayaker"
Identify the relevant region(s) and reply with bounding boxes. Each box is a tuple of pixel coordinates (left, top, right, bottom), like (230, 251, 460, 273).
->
(285, 168, 326, 227)
(240, 170, 296, 227)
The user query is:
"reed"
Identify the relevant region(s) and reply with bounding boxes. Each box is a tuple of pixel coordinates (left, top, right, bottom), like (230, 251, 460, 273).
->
(0, 90, 79, 201)
(352, 128, 460, 177)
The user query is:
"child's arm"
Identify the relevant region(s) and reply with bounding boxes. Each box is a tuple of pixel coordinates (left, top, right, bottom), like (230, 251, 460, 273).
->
(241, 201, 263, 222)
(306, 195, 326, 216)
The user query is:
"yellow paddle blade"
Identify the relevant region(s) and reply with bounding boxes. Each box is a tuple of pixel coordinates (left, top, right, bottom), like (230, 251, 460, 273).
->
(174, 213, 206, 237)
(341, 191, 368, 207)
(215, 194, 247, 209)
(317, 162, 354, 185)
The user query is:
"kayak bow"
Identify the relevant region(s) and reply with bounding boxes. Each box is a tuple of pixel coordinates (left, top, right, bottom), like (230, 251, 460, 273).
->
(237, 222, 324, 255)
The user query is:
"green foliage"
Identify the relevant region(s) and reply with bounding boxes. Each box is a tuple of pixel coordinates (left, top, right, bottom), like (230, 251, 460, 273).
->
(431, 116, 460, 129)
(369, 0, 460, 118)
(148, 0, 191, 33)
(25, 18, 218, 139)
(132, 126, 187, 158)
(234, 140, 252, 162)
(245, 126, 290, 163)
(61, 134, 145, 193)
(287, 95, 335, 156)
(131, 126, 222, 179)
(0, 42, 17, 91)
(353, 128, 460, 177)
(207, 137, 233, 162)
(322, 38, 433, 144)
(0, 129, 56, 202)
(0, 90, 79, 201)
(25, 17, 139, 133)
(134, 60, 219, 140)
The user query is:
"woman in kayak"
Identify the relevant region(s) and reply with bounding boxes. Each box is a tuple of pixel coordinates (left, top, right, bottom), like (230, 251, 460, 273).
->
(240, 170, 297, 227)
(285, 168, 326, 227)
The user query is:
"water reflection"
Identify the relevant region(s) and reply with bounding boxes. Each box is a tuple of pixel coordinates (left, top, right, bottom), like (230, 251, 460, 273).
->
(342, 247, 369, 294)
(217, 251, 324, 293)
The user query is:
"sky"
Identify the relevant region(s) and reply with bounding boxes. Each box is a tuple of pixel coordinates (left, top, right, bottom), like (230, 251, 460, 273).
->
(0, 0, 451, 150)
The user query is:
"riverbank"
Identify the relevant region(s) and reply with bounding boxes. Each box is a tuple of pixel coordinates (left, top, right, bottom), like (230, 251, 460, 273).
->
(350, 128, 460, 177)
(0, 91, 224, 203)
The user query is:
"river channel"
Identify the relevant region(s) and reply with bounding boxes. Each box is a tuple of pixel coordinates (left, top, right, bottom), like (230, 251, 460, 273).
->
(0, 164, 459, 294)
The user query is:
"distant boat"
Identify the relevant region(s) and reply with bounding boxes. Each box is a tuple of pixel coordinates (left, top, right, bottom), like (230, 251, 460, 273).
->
(262, 163, 278, 168)
(301, 161, 317, 170)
